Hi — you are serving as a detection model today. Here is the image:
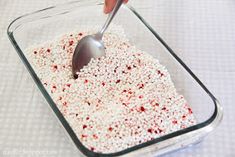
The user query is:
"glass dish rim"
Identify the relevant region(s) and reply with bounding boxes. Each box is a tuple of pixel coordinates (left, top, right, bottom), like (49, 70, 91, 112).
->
(7, 1, 223, 156)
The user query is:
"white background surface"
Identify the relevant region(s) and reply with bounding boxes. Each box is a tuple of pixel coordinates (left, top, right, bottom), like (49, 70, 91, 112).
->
(0, 0, 234, 156)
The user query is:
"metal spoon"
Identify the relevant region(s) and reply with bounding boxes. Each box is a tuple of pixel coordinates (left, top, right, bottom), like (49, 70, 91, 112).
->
(72, 0, 124, 79)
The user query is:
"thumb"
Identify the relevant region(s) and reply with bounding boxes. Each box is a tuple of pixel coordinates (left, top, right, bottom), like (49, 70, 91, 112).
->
(103, 0, 117, 14)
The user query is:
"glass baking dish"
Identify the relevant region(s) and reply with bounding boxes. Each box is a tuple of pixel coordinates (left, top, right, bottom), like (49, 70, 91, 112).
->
(7, 0, 223, 156)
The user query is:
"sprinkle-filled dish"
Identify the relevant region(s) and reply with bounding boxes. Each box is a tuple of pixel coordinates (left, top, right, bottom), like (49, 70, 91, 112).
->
(26, 26, 196, 153)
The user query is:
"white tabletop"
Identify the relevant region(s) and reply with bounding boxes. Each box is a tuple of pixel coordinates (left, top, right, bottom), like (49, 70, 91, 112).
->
(0, 0, 234, 156)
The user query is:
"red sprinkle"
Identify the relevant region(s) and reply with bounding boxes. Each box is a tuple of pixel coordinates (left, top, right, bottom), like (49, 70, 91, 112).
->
(78, 32, 83, 36)
(158, 128, 163, 133)
(34, 51, 37, 54)
(83, 125, 87, 129)
(139, 95, 143, 99)
(108, 127, 113, 131)
(188, 108, 193, 114)
(102, 82, 105, 86)
(157, 70, 164, 77)
(69, 40, 74, 46)
(93, 134, 98, 139)
(47, 49, 51, 52)
(155, 103, 159, 106)
(81, 134, 87, 138)
(140, 106, 145, 112)
(172, 120, 178, 124)
(138, 83, 144, 89)
(63, 102, 67, 106)
(66, 84, 71, 87)
(116, 79, 121, 83)
(181, 125, 186, 129)
(84, 79, 88, 83)
(122, 103, 127, 106)
(147, 128, 153, 133)
(162, 107, 166, 110)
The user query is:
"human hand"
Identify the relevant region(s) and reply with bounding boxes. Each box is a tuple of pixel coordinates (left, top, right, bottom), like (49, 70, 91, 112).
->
(103, 0, 128, 14)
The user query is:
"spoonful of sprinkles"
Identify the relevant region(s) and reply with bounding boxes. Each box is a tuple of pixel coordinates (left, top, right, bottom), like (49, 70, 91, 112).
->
(72, 0, 124, 79)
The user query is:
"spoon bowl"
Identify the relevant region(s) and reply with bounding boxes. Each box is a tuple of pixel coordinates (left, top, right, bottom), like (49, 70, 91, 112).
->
(72, 0, 123, 78)
(72, 34, 104, 78)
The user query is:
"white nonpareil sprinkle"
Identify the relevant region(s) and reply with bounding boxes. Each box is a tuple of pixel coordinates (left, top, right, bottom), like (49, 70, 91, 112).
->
(25, 25, 196, 154)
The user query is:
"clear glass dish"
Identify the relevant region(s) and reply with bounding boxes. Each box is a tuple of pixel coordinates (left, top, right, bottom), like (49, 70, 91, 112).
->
(7, 0, 223, 156)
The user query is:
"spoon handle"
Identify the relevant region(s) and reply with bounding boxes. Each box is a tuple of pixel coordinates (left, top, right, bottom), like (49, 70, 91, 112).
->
(99, 0, 123, 36)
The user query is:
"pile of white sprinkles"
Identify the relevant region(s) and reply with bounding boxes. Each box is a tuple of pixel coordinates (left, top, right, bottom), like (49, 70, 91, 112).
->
(26, 26, 196, 153)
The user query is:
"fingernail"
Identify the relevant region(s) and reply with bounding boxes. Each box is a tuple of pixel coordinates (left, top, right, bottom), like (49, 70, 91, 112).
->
(103, 7, 108, 14)
(103, 1, 108, 13)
